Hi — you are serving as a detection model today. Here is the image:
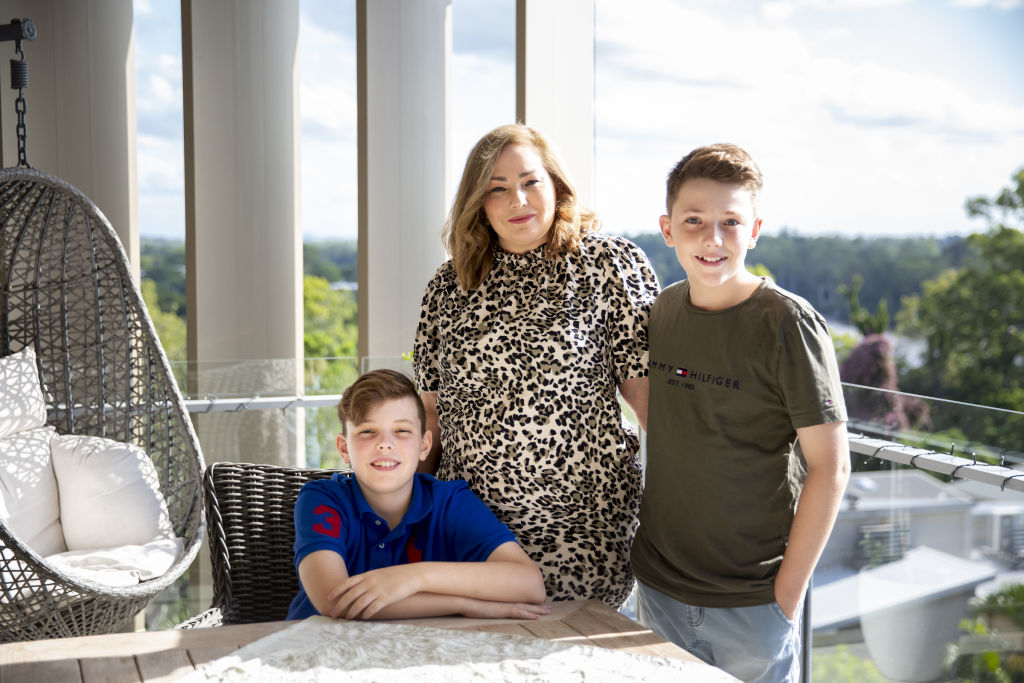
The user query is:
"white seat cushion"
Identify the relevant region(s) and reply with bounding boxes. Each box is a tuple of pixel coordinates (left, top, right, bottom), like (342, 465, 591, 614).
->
(45, 538, 184, 587)
(0, 347, 47, 440)
(0, 425, 66, 557)
(50, 434, 176, 551)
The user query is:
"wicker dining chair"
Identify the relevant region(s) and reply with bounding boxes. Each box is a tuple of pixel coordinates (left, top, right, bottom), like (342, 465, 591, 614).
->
(184, 462, 345, 627)
(0, 167, 206, 641)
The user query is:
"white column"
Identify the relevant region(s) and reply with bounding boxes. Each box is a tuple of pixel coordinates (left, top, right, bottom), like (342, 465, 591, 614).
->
(0, 0, 139, 275)
(181, 0, 304, 465)
(515, 0, 595, 206)
(357, 0, 450, 367)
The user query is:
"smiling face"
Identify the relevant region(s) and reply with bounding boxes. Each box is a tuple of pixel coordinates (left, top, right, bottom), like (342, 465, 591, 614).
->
(483, 143, 557, 253)
(660, 177, 763, 310)
(337, 396, 431, 508)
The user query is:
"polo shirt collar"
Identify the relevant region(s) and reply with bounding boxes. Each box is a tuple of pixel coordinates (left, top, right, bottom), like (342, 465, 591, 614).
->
(349, 473, 435, 532)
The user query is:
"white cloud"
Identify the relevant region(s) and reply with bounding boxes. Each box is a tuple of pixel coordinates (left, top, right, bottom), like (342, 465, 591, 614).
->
(762, 1, 798, 22)
(133, 40, 182, 120)
(300, 80, 357, 136)
(136, 134, 183, 190)
(136, 134, 185, 237)
(450, 52, 516, 192)
(593, 1, 1024, 237)
(298, 11, 359, 239)
(773, 0, 911, 8)
(299, 14, 358, 136)
(300, 136, 357, 240)
(298, 15, 357, 137)
(131, 0, 1023, 240)
(950, 0, 1024, 9)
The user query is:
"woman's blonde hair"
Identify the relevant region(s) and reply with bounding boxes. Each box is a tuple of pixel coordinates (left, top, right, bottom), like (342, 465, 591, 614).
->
(443, 124, 599, 290)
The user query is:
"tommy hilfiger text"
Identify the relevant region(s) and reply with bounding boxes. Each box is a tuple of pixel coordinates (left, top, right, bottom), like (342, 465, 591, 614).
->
(653, 361, 741, 390)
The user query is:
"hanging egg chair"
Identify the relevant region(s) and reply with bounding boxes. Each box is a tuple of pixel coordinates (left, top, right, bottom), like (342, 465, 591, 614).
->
(0, 18, 205, 641)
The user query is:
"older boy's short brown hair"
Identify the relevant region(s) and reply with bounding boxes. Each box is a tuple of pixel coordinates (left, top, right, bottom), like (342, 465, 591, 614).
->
(337, 369, 425, 435)
(665, 143, 763, 214)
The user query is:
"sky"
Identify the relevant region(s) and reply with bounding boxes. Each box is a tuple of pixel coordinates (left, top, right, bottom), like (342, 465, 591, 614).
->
(133, 0, 1024, 241)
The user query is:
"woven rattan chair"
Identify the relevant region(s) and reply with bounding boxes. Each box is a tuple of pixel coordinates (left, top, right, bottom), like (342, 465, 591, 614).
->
(0, 167, 205, 641)
(184, 462, 344, 627)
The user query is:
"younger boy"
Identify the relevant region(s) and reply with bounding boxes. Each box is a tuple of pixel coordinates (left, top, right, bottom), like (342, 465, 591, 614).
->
(631, 144, 851, 682)
(288, 369, 548, 621)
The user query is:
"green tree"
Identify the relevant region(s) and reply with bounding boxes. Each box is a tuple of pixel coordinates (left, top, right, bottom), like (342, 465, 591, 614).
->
(304, 241, 358, 284)
(897, 169, 1024, 449)
(626, 230, 965, 323)
(811, 645, 886, 682)
(140, 239, 187, 317)
(839, 275, 889, 335)
(302, 275, 359, 468)
(898, 229, 1024, 411)
(141, 278, 186, 362)
(966, 168, 1024, 230)
(303, 275, 358, 359)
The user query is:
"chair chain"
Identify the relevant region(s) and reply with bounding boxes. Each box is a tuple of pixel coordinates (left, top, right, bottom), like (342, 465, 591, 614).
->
(11, 41, 29, 167)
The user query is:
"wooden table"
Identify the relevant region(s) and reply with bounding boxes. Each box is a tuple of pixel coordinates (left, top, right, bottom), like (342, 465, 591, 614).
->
(0, 600, 717, 682)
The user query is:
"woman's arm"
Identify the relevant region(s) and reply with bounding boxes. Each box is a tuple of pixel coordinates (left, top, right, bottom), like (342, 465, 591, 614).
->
(419, 391, 442, 474)
(618, 376, 649, 432)
(773, 420, 851, 619)
(324, 541, 546, 620)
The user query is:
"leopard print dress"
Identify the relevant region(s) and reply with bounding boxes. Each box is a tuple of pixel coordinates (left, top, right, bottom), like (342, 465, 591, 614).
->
(414, 234, 659, 607)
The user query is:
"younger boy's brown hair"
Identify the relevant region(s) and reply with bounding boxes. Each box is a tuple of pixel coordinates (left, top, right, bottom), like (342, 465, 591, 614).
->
(337, 369, 426, 435)
(665, 143, 763, 214)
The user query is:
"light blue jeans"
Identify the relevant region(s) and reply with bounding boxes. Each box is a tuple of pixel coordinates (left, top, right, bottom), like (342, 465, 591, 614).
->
(636, 581, 801, 683)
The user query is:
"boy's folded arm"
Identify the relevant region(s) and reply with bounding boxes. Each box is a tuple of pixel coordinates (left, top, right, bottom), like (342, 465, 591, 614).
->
(301, 542, 547, 621)
(328, 541, 546, 620)
(365, 593, 550, 621)
(774, 420, 852, 619)
(414, 541, 547, 604)
(297, 549, 353, 617)
(298, 550, 468, 620)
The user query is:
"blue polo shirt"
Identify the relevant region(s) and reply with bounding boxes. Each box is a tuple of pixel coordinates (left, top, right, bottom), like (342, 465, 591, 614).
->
(287, 472, 517, 619)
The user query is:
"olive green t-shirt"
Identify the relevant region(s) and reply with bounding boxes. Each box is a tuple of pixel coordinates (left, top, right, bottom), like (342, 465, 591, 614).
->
(631, 278, 847, 608)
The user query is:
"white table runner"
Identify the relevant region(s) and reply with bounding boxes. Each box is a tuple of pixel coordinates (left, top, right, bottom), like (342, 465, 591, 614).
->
(183, 616, 738, 682)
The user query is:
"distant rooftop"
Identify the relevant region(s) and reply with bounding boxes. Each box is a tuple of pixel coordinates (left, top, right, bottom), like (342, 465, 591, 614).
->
(842, 470, 975, 513)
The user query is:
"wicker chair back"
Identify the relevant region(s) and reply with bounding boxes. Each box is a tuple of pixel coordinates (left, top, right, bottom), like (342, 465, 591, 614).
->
(195, 462, 343, 626)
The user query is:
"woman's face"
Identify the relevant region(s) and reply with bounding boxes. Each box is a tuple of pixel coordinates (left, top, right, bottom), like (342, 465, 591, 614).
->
(482, 143, 557, 254)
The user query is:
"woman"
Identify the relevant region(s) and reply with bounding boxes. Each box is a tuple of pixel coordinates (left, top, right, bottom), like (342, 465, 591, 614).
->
(414, 124, 659, 607)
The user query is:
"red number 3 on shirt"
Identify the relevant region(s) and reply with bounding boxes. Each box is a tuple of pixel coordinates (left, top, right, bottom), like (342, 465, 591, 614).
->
(312, 505, 341, 538)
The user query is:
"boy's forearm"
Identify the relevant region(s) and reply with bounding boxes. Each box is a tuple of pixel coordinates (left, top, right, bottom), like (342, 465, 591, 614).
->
(414, 561, 547, 604)
(324, 544, 546, 620)
(775, 466, 847, 613)
(357, 593, 549, 621)
(774, 423, 851, 617)
(361, 592, 465, 620)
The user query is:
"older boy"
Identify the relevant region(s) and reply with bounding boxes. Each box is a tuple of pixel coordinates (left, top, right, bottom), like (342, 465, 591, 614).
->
(288, 369, 547, 620)
(631, 144, 850, 682)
